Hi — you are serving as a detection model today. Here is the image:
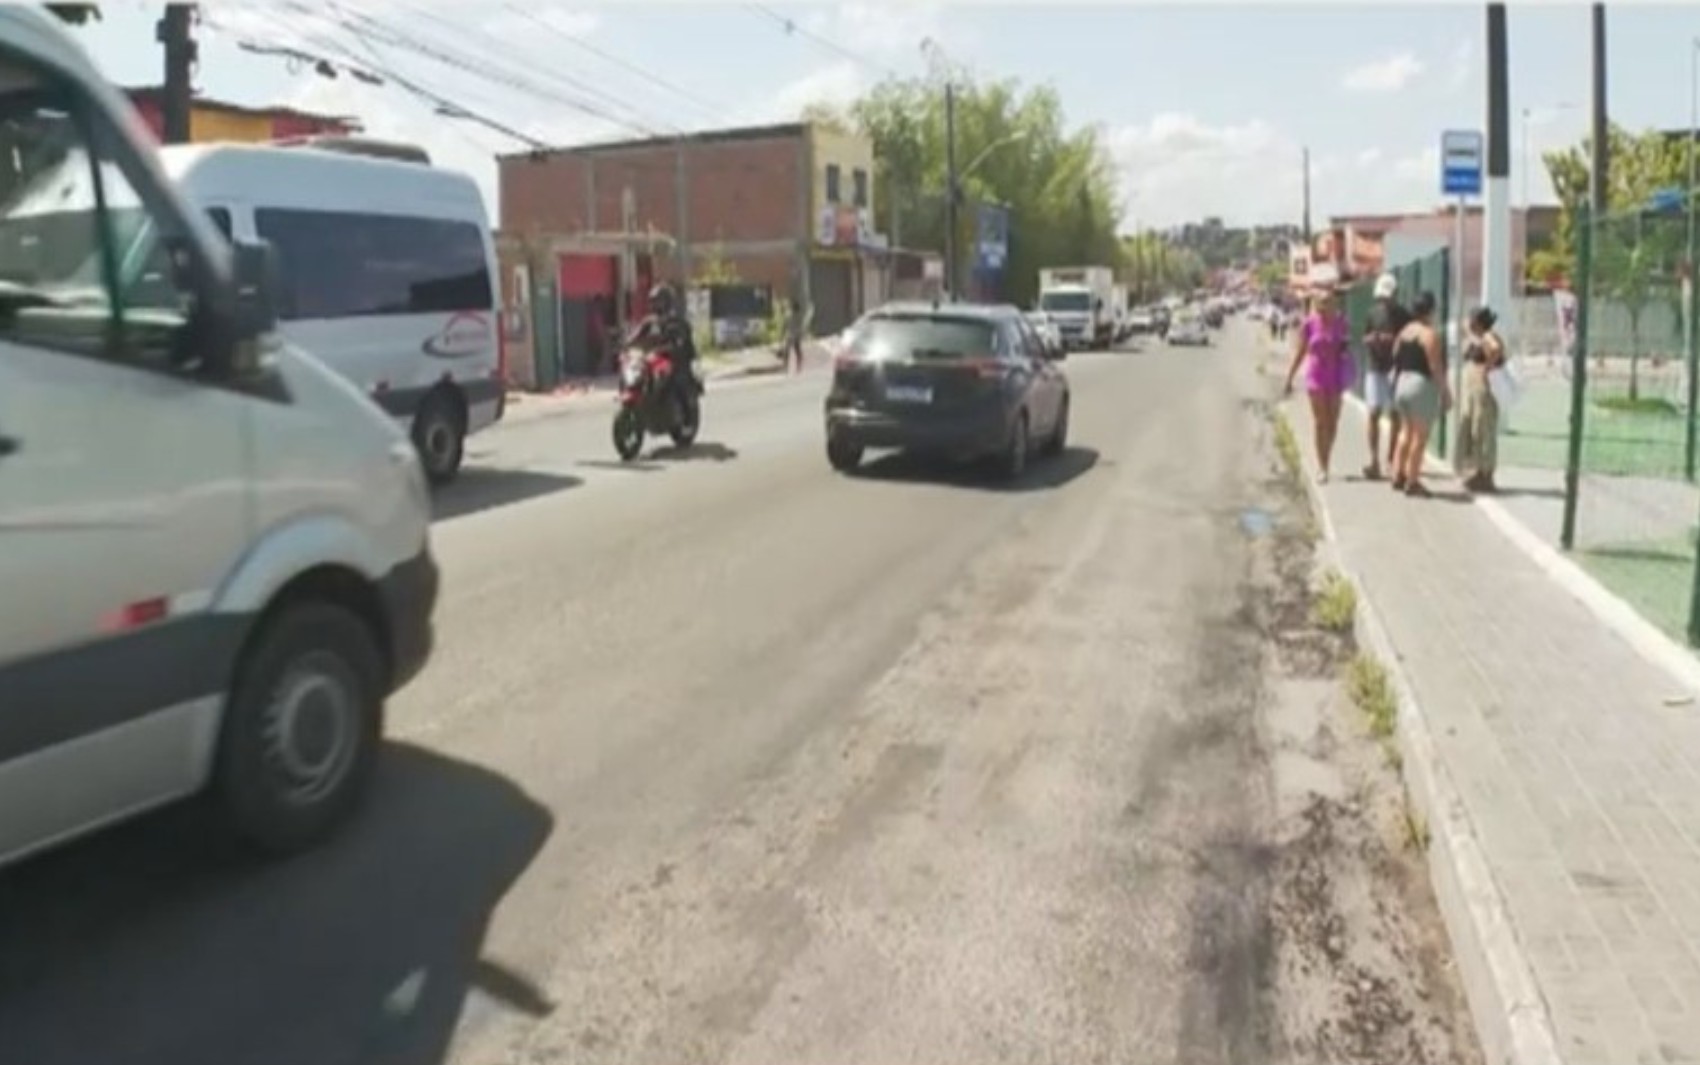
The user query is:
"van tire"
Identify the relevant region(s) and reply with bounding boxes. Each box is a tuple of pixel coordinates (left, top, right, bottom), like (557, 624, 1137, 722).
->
(412, 391, 465, 486)
(214, 602, 384, 856)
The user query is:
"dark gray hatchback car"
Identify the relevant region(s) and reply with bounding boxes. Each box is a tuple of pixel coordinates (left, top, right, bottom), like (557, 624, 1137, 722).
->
(823, 302, 1070, 480)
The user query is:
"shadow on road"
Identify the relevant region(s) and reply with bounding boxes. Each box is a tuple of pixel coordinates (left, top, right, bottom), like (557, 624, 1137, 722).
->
(650, 441, 739, 463)
(433, 468, 583, 521)
(0, 744, 553, 1065)
(857, 446, 1100, 493)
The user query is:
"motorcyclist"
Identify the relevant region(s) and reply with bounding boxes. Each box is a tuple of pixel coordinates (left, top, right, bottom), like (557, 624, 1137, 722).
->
(626, 283, 700, 410)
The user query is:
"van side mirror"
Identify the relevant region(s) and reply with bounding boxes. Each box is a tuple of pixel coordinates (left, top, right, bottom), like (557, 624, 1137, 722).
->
(231, 239, 279, 340)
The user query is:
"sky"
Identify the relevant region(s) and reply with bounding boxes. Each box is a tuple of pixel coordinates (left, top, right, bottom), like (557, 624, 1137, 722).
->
(63, 1, 1700, 234)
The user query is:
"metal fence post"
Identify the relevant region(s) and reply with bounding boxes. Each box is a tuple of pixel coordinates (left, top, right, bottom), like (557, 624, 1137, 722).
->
(1435, 246, 1451, 459)
(1561, 204, 1593, 551)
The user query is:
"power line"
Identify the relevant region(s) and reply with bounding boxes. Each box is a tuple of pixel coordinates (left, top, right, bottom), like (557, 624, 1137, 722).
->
(744, 2, 903, 81)
(497, 2, 732, 127)
(367, 0, 675, 135)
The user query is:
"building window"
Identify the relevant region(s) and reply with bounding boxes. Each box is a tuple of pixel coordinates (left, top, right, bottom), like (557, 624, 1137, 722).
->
(852, 168, 868, 208)
(825, 163, 841, 204)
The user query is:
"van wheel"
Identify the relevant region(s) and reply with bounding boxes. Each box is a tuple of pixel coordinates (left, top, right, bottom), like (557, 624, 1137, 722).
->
(214, 602, 383, 855)
(412, 392, 465, 486)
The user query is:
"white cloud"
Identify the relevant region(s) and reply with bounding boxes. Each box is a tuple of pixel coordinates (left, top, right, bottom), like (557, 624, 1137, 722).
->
(1105, 113, 1465, 228)
(1447, 38, 1474, 91)
(1342, 52, 1424, 93)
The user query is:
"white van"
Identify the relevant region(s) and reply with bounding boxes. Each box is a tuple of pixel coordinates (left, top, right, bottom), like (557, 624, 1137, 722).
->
(0, 9, 438, 866)
(154, 141, 504, 484)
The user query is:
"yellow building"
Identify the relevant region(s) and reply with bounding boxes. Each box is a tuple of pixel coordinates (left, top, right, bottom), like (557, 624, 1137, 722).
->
(807, 124, 886, 332)
(124, 86, 358, 145)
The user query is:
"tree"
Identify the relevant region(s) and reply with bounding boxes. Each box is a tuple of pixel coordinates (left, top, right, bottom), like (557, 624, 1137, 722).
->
(1539, 126, 1689, 399)
(46, 4, 100, 24)
(812, 74, 1125, 306)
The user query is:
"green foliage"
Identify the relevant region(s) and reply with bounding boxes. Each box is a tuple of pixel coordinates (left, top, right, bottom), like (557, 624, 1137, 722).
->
(1120, 231, 1206, 301)
(1537, 124, 1690, 283)
(1310, 570, 1358, 633)
(46, 4, 100, 24)
(1345, 653, 1397, 740)
(814, 74, 1125, 306)
(692, 244, 740, 287)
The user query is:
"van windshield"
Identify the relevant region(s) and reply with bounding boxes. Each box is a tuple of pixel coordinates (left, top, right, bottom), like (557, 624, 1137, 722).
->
(1040, 291, 1091, 313)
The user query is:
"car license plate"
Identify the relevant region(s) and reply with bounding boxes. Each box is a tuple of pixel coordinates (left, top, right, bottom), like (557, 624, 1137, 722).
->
(886, 384, 932, 403)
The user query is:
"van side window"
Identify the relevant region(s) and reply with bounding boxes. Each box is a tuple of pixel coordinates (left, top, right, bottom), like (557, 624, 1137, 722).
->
(254, 208, 492, 321)
(205, 207, 232, 242)
(0, 78, 199, 367)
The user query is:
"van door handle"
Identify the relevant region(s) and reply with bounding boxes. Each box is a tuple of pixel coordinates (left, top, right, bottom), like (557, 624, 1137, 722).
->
(0, 434, 19, 457)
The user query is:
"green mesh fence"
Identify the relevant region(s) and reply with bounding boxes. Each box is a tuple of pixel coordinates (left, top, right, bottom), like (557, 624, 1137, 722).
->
(1558, 205, 1700, 646)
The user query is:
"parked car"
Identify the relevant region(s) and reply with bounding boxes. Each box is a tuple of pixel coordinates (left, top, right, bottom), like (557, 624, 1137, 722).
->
(1167, 315, 1211, 346)
(824, 302, 1070, 480)
(1024, 310, 1065, 358)
(154, 141, 504, 485)
(0, 7, 439, 869)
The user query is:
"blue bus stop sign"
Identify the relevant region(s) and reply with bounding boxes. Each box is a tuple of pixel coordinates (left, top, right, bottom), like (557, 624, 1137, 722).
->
(1441, 129, 1484, 197)
(1649, 187, 1686, 213)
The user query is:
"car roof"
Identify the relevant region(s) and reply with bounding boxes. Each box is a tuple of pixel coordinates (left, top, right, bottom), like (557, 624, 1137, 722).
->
(870, 301, 1023, 321)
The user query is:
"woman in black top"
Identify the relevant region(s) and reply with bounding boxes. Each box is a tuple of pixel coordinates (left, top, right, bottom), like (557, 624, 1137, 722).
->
(1455, 306, 1505, 493)
(1388, 291, 1451, 496)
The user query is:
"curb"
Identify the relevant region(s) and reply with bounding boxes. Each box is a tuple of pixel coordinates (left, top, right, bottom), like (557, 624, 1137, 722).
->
(1278, 396, 1565, 1065)
(1340, 391, 1700, 698)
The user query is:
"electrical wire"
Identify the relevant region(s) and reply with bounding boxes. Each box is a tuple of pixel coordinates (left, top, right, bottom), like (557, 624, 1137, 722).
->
(744, 2, 903, 81)
(497, 2, 733, 127)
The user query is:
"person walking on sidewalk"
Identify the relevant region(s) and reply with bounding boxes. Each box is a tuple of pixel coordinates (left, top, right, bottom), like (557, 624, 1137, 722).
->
(1455, 305, 1505, 494)
(1361, 273, 1410, 481)
(782, 297, 810, 374)
(1389, 291, 1451, 497)
(1282, 285, 1353, 483)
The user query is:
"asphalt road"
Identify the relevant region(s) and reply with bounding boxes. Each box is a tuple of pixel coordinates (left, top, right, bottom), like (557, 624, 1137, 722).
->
(0, 331, 1289, 1065)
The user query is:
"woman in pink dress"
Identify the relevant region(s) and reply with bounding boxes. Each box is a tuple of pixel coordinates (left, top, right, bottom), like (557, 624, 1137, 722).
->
(1282, 286, 1353, 483)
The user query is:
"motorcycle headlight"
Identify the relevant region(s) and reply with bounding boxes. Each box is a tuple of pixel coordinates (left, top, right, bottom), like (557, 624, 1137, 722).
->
(621, 360, 644, 386)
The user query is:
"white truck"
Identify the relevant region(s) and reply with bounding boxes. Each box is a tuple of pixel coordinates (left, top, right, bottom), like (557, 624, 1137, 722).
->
(1037, 266, 1117, 350)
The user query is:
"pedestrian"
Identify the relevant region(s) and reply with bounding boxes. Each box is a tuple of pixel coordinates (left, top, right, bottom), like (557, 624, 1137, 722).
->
(1361, 272, 1410, 480)
(1282, 285, 1353, 483)
(1455, 305, 1505, 493)
(1388, 291, 1450, 497)
(782, 297, 807, 374)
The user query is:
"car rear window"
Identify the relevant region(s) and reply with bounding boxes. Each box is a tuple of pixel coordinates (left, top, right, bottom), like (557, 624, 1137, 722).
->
(849, 315, 1000, 360)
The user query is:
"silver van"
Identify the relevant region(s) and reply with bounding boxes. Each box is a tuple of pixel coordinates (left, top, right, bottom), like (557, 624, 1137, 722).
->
(0, 9, 438, 866)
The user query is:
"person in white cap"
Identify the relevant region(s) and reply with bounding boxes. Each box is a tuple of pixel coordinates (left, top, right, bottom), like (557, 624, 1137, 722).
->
(1361, 272, 1411, 480)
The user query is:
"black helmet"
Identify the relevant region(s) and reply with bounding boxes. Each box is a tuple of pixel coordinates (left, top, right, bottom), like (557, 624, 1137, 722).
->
(649, 283, 677, 317)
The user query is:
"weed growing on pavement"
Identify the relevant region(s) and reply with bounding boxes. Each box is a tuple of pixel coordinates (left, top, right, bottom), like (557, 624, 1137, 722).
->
(1310, 570, 1357, 633)
(1345, 653, 1396, 741)
(1273, 412, 1301, 479)
(1402, 806, 1431, 853)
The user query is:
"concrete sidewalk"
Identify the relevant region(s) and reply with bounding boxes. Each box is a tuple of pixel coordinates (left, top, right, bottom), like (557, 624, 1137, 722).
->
(1285, 393, 1700, 1065)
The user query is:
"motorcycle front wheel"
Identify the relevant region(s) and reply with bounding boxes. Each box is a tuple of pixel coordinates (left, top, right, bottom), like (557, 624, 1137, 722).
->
(669, 394, 701, 448)
(613, 407, 645, 461)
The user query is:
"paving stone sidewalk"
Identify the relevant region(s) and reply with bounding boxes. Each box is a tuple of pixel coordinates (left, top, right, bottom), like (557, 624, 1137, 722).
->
(1287, 394, 1700, 1064)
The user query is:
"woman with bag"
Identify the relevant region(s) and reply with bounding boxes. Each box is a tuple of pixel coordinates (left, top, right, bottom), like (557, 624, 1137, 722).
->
(1455, 306, 1505, 494)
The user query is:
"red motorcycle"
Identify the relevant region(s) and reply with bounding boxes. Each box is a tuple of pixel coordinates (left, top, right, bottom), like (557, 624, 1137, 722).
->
(612, 346, 702, 461)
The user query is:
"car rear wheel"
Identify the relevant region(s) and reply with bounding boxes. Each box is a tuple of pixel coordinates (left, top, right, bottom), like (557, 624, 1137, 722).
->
(827, 435, 864, 473)
(213, 602, 383, 855)
(999, 412, 1029, 482)
(1043, 396, 1069, 457)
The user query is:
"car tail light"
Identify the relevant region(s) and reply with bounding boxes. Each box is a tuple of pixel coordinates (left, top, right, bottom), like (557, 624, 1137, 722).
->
(833, 352, 863, 372)
(961, 356, 1005, 379)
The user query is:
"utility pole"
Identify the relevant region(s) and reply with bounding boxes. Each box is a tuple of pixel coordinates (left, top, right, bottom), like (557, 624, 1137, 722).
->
(944, 81, 959, 302)
(1482, 4, 1512, 319)
(1589, 4, 1609, 222)
(157, 4, 196, 145)
(1301, 146, 1312, 245)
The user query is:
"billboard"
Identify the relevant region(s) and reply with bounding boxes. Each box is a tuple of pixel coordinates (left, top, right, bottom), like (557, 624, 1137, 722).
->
(974, 203, 1009, 272)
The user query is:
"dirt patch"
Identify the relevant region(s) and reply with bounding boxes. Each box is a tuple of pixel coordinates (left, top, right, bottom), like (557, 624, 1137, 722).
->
(1244, 393, 1484, 1065)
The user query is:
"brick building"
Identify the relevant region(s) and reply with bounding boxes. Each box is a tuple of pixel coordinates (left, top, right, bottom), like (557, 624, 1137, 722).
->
(124, 86, 357, 144)
(498, 121, 889, 346)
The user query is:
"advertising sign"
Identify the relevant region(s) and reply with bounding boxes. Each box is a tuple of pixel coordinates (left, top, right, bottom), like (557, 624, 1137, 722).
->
(974, 202, 1009, 272)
